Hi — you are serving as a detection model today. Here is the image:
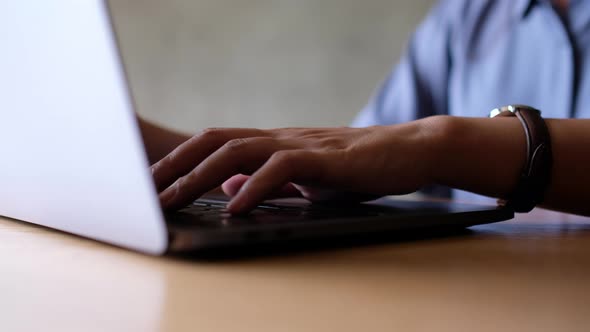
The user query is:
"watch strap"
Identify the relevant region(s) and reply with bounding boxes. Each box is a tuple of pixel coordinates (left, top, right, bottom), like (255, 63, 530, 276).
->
(490, 105, 553, 212)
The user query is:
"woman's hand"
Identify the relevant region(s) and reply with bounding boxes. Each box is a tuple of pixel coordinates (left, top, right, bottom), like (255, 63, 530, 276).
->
(149, 115, 590, 217)
(151, 117, 443, 214)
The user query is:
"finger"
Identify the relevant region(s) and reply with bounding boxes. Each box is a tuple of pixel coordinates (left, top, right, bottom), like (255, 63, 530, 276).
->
(221, 174, 250, 196)
(160, 137, 294, 211)
(151, 128, 270, 192)
(222, 174, 302, 198)
(227, 150, 327, 214)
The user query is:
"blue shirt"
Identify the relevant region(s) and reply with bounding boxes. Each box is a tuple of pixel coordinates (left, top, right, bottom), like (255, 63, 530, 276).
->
(352, 0, 590, 204)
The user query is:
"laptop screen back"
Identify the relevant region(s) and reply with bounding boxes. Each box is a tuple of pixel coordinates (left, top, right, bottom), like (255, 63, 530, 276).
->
(0, 0, 167, 254)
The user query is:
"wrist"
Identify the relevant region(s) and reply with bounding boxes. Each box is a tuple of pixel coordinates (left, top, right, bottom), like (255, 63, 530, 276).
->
(417, 115, 459, 185)
(421, 115, 527, 199)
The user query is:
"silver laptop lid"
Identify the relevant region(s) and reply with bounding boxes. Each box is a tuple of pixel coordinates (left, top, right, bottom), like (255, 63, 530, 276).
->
(0, 0, 168, 254)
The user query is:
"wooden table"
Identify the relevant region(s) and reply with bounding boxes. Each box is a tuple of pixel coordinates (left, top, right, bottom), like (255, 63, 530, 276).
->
(1, 207, 589, 332)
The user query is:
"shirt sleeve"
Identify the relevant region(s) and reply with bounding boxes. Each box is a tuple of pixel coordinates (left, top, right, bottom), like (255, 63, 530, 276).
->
(351, 1, 456, 127)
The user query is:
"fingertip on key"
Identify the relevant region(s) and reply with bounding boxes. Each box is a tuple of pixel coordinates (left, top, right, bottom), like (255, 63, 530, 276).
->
(227, 196, 251, 215)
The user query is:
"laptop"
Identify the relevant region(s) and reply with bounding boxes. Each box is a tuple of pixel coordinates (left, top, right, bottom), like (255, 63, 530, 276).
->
(0, 0, 513, 255)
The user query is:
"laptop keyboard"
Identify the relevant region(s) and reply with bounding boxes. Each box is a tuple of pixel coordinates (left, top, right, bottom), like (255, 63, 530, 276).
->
(166, 198, 387, 228)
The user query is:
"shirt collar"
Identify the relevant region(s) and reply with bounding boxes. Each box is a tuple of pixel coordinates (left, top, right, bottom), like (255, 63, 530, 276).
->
(517, 0, 570, 19)
(515, 0, 537, 19)
(516, 0, 566, 19)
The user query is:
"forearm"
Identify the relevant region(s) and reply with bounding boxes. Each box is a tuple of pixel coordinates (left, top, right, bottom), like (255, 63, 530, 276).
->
(428, 116, 590, 216)
(538, 118, 590, 215)
(137, 116, 191, 165)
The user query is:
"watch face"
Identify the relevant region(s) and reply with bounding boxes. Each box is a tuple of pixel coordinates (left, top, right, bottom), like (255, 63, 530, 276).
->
(489, 106, 514, 118)
(489, 105, 540, 118)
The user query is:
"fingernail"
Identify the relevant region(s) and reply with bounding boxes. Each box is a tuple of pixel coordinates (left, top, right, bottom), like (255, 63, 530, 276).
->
(239, 180, 250, 192)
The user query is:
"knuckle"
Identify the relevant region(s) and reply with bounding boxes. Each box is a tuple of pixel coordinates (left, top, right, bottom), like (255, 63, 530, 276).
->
(252, 128, 270, 137)
(223, 138, 250, 151)
(175, 176, 187, 189)
(270, 151, 298, 165)
(198, 127, 224, 141)
(300, 129, 322, 137)
(160, 150, 178, 166)
(176, 171, 197, 191)
(316, 137, 345, 149)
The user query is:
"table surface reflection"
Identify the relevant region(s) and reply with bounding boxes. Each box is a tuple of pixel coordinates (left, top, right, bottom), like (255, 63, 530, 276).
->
(1, 205, 589, 332)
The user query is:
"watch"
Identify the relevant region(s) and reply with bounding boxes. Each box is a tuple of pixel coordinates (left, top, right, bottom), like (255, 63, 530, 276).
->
(489, 105, 553, 213)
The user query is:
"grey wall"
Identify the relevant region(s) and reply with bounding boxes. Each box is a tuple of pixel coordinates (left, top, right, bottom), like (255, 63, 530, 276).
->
(109, 0, 435, 131)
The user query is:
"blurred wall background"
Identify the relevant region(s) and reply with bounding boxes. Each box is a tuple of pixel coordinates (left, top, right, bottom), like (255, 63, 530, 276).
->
(109, 0, 436, 132)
